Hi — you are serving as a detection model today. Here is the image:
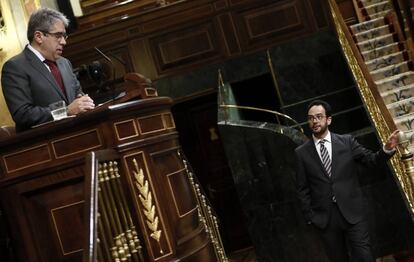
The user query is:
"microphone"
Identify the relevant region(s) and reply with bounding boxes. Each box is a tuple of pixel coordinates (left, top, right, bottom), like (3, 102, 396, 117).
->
(73, 64, 87, 77)
(94, 46, 116, 101)
(108, 50, 126, 66)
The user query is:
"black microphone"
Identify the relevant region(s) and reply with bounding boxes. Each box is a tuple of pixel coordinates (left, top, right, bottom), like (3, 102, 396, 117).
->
(94, 46, 116, 101)
(73, 64, 87, 77)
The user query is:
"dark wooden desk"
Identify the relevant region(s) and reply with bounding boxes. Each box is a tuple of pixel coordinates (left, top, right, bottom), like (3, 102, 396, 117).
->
(0, 98, 216, 261)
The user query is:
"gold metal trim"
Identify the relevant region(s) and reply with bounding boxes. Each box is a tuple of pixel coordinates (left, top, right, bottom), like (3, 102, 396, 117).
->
(180, 153, 228, 261)
(219, 104, 304, 133)
(122, 151, 173, 260)
(51, 129, 103, 159)
(114, 119, 139, 141)
(133, 159, 164, 254)
(266, 49, 285, 109)
(162, 113, 176, 130)
(145, 87, 158, 97)
(50, 200, 85, 255)
(328, 0, 414, 213)
(3, 144, 52, 173)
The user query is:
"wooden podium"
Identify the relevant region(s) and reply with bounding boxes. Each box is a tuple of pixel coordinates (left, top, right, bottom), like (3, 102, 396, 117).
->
(0, 76, 222, 261)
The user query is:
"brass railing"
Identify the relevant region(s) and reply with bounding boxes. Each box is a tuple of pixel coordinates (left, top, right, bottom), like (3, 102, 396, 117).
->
(217, 70, 304, 134)
(219, 104, 304, 134)
(328, 0, 414, 214)
(96, 160, 145, 262)
(178, 151, 228, 262)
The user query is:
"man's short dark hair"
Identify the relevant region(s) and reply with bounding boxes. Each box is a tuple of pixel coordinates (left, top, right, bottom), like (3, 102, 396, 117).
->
(27, 8, 69, 43)
(307, 100, 332, 117)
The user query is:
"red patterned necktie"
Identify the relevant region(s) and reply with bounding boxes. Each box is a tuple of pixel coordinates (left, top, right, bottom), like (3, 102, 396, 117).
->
(44, 59, 66, 97)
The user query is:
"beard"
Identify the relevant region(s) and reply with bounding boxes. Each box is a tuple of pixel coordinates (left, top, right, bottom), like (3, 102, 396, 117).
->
(311, 122, 329, 138)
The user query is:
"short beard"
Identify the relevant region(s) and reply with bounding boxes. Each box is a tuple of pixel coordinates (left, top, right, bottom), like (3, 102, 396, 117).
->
(312, 124, 328, 138)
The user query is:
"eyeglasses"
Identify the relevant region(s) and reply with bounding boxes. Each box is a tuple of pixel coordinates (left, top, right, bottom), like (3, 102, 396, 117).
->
(41, 31, 68, 40)
(307, 114, 327, 122)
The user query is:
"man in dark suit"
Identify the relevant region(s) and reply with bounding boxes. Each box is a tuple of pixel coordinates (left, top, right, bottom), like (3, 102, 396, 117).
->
(1, 7, 94, 132)
(295, 100, 399, 262)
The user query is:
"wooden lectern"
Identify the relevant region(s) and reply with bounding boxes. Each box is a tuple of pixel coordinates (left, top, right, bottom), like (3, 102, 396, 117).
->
(0, 74, 224, 261)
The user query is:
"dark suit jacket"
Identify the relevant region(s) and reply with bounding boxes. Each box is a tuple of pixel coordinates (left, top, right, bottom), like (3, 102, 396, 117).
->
(295, 133, 392, 228)
(1, 46, 82, 132)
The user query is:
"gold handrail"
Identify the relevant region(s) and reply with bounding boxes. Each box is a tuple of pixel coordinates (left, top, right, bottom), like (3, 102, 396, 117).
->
(219, 104, 304, 133)
(178, 151, 228, 262)
(328, 0, 414, 213)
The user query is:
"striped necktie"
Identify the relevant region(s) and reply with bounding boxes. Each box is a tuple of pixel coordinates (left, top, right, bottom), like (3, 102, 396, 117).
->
(319, 139, 331, 177)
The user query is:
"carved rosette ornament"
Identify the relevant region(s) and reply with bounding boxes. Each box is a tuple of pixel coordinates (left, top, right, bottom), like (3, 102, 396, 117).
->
(132, 159, 164, 254)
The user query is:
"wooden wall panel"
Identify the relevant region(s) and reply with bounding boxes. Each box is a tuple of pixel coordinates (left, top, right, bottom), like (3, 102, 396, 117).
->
(65, 0, 333, 82)
(336, 0, 358, 25)
(232, 0, 312, 51)
(149, 22, 223, 73)
(308, 0, 330, 29)
(217, 13, 242, 56)
(129, 38, 159, 79)
(141, 5, 215, 34)
(16, 167, 85, 261)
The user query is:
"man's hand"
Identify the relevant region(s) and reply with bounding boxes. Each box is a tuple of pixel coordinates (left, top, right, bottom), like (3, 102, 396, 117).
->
(67, 95, 95, 115)
(384, 130, 400, 151)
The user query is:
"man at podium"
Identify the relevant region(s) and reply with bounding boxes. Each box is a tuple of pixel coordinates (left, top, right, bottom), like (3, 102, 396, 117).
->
(1, 7, 94, 132)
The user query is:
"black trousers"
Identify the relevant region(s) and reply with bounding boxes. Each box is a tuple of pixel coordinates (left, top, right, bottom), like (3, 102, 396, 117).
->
(316, 204, 375, 262)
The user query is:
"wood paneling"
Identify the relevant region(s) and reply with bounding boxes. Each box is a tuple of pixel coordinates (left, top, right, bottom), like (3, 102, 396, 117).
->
(336, 0, 358, 25)
(65, 0, 332, 81)
(0, 97, 218, 261)
(52, 129, 103, 158)
(233, 0, 311, 50)
(3, 144, 51, 174)
(309, 0, 329, 29)
(217, 13, 242, 56)
(150, 22, 222, 73)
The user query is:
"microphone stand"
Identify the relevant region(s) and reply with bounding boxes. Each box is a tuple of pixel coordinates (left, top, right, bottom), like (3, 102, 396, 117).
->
(94, 47, 116, 102)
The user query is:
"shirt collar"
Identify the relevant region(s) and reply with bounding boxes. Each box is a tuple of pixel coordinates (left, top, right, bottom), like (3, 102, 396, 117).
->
(27, 44, 46, 62)
(312, 131, 331, 146)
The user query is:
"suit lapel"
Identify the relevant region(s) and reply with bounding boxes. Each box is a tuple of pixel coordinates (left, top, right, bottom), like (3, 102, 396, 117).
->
(24, 47, 68, 103)
(331, 133, 340, 178)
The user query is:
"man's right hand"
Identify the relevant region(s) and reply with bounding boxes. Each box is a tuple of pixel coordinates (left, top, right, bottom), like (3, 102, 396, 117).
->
(67, 95, 95, 115)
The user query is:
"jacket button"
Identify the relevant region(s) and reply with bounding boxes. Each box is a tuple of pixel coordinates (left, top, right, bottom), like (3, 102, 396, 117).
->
(332, 196, 337, 203)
